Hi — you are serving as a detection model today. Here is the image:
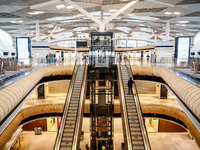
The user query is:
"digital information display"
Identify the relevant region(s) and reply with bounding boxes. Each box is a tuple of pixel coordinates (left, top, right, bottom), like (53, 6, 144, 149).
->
(16, 37, 31, 65)
(175, 36, 191, 63)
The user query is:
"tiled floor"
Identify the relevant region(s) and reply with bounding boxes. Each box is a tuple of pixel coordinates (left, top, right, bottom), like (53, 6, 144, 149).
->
(14, 131, 199, 150)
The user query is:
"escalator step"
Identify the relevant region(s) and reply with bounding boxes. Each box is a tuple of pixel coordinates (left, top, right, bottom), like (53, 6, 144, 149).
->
(66, 117, 76, 121)
(65, 120, 76, 124)
(129, 120, 139, 123)
(129, 116, 138, 119)
(130, 124, 140, 127)
(62, 137, 73, 142)
(65, 125, 75, 128)
(132, 141, 144, 145)
(130, 127, 141, 131)
(64, 129, 74, 132)
(70, 101, 79, 104)
(61, 141, 72, 147)
(132, 145, 145, 150)
(60, 146, 71, 150)
(131, 132, 142, 136)
(67, 113, 77, 117)
(132, 136, 143, 140)
(63, 133, 73, 137)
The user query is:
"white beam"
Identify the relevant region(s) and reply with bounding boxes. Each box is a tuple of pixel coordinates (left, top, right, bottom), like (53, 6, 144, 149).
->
(36, 20, 40, 41)
(30, 0, 61, 9)
(166, 20, 170, 41)
(103, 1, 138, 25)
(74, 2, 101, 6)
(64, 0, 101, 25)
(146, 0, 174, 7)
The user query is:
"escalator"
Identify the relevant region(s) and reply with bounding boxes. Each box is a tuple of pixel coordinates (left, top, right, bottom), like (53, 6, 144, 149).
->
(54, 61, 87, 150)
(118, 64, 151, 150)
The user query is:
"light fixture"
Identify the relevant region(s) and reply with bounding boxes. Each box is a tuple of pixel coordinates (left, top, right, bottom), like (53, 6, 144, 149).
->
(76, 31, 82, 33)
(173, 12, 181, 15)
(181, 24, 186, 26)
(128, 14, 135, 16)
(67, 5, 74, 9)
(109, 9, 117, 12)
(165, 12, 172, 15)
(56, 4, 65, 9)
(28, 11, 44, 15)
(48, 25, 54, 28)
(18, 20, 23, 23)
(77, 14, 84, 17)
(11, 21, 17, 23)
(177, 20, 189, 23)
(139, 24, 145, 26)
(176, 24, 181, 26)
(31, 26, 35, 28)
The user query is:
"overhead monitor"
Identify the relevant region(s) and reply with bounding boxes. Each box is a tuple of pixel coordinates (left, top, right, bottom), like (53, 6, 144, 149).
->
(175, 36, 191, 62)
(3, 52, 9, 56)
(16, 37, 31, 64)
(76, 41, 87, 48)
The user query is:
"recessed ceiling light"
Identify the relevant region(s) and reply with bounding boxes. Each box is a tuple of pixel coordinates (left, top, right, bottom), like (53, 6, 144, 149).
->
(77, 14, 84, 17)
(18, 20, 23, 23)
(181, 24, 186, 26)
(67, 6, 74, 9)
(109, 9, 117, 12)
(138, 24, 145, 26)
(173, 12, 181, 15)
(178, 20, 189, 23)
(31, 26, 35, 28)
(48, 25, 54, 28)
(165, 12, 172, 15)
(29, 11, 44, 15)
(56, 4, 65, 9)
(11, 21, 17, 23)
(128, 14, 135, 16)
(176, 24, 181, 26)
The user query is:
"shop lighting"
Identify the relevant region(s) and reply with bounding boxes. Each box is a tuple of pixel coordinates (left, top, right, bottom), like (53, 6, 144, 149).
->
(18, 20, 23, 23)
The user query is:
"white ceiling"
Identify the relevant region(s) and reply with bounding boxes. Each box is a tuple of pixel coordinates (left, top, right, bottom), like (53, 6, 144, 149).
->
(0, 0, 200, 42)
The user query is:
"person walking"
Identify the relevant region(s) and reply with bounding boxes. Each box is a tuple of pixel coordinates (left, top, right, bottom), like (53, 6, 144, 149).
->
(119, 54, 122, 62)
(85, 144, 89, 150)
(110, 145, 114, 150)
(128, 77, 134, 95)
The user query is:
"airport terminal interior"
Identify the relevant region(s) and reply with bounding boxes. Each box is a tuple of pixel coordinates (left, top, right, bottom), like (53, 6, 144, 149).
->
(1, 0, 200, 150)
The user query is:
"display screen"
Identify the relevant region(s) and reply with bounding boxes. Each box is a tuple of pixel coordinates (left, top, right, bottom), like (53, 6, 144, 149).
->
(3, 52, 9, 56)
(76, 41, 87, 48)
(11, 52, 15, 56)
(176, 37, 191, 62)
(16, 37, 31, 64)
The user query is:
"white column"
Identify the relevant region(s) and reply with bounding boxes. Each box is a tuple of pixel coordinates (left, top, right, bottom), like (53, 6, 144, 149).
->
(166, 20, 170, 41)
(99, 10, 105, 32)
(36, 20, 40, 41)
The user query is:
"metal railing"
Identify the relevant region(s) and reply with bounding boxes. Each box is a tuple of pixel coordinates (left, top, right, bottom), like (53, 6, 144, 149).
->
(125, 58, 151, 150)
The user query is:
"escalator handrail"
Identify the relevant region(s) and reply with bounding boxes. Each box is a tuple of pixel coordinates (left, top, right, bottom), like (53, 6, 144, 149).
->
(54, 58, 80, 150)
(118, 62, 133, 150)
(125, 58, 151, 150)
(71, 60, 87, 149)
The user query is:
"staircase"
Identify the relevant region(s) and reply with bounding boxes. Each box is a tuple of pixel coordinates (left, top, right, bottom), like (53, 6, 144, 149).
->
(120, 65, 145, 150)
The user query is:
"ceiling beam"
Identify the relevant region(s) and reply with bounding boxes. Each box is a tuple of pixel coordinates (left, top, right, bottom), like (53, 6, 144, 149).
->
(30, 0, 61, 9)
(64, 0, 101, 25)
(74, 2, 101, 6)
(146, 0, 174, 7)
(103, 1, 138, 25)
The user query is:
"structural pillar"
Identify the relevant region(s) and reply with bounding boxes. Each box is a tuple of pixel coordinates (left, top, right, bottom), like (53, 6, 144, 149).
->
(36, 20, 40, 41)
(99, 10, 105, 32)
(156, 83, 168, 99)
(166, 20, 170, 41)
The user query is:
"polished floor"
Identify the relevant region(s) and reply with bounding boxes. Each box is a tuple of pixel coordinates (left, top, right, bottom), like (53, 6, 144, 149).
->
(13, 131, 199, 150)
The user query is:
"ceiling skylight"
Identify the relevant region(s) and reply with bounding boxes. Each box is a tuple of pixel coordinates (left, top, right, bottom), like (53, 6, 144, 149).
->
(129, 16, 159, 20)
(46, 16, 75, 21)
(73, 27, 88, 31)
(117, 27, 131, 32)
(28, 11, 44, 15)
